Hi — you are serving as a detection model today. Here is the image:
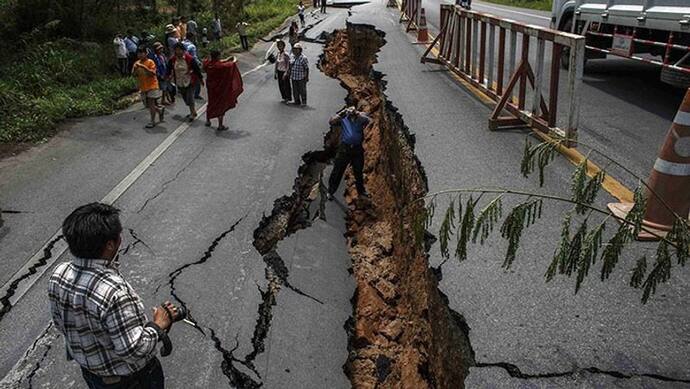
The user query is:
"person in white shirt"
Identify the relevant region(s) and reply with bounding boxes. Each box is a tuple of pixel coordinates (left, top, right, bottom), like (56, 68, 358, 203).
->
(274, 40, 292, 102)
(113, 34, 128, 76)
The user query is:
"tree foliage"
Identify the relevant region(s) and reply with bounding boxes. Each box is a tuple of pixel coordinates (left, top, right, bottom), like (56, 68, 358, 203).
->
(417, 137, 689, 304)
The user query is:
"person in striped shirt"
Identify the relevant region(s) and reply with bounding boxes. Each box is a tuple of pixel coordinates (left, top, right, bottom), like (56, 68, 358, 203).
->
(48, 203, 179, 389)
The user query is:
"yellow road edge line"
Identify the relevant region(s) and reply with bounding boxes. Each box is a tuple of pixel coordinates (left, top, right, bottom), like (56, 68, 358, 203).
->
(420, 30, 634, 203)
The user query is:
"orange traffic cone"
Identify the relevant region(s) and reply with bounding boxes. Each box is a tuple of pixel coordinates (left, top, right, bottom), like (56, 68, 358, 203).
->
(608, 88, 690, 240)
(417, 8, 429, 43)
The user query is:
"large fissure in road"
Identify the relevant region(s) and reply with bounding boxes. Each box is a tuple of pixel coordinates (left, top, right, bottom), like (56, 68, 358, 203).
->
(320, 23, 471, 388)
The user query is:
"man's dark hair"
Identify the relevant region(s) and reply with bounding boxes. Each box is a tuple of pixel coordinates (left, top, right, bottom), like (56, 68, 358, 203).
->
(174, 42, 186, 50)
(210, 49, 221, 60)
(62, 203, 122, 259)
(186, 31, 195, 40)
(137, 46, 147, 54)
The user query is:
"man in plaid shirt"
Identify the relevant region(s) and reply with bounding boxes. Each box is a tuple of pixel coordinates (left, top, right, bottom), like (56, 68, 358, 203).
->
(288, 43, 309, 106)
(48, 203, 177, 389)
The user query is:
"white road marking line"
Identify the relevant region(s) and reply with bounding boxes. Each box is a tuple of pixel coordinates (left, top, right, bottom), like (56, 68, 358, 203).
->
(0, 65, 266, 312)
(472, 2, 551, 21)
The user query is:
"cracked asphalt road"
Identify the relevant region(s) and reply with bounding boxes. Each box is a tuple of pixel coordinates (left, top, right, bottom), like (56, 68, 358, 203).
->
(349, 1, 690, 388)
(0, 9, 354, 388)
(1, 1, 689, 388)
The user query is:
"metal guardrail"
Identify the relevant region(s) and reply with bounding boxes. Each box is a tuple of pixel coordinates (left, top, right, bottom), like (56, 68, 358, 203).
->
(399, 0, 421, 32)
(421, 5, 586, 145)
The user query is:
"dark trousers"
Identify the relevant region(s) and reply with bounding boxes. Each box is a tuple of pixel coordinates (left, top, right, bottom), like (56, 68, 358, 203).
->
(82, 357, 164, 389)
(277, 71, 292, 100)
(194, 81, 201, 99)
(240, 35, 249, 51)
(320, 2, 327, 12)
(328, 143, 366, 196)
(291, 79, 307, 105)
(313, 0, 318, 7)
(117, 58, 128, 76)
(127, 53, 137, 73)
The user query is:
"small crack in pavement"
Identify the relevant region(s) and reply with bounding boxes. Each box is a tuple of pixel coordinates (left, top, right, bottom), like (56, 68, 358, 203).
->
(475, 362, 690, 383)
(166, 216, 246, 337)
(137, 144, 208, 214)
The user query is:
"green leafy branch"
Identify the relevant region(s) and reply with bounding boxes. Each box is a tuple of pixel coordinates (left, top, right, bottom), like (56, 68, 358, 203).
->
(414, 136, 689, 304)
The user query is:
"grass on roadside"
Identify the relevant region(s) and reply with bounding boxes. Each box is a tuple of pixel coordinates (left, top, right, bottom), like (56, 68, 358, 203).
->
(0, 0, 299, 144)
(480, 0, 552, 12)
(0, 39, 136, 143)
(210, 0, 299, 54)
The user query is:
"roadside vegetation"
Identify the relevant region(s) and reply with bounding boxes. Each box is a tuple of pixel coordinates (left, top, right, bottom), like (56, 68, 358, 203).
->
(482, 0, 552, 12)
(0, 0, 298, 144)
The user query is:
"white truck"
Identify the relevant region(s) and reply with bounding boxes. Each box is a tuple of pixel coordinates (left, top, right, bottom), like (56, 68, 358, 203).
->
(551, 0, 690, 87)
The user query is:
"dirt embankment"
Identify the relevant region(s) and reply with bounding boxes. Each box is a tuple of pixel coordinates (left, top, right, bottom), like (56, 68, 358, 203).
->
(321, 24, 471, 388)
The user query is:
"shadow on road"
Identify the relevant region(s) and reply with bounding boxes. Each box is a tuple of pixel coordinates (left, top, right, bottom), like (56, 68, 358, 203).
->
(583, 59, 685, 120)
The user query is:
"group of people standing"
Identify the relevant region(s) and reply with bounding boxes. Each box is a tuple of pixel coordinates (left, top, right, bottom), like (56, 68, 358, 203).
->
(312, 0, 328, 13)
(274, 40, 309, 106)
(126, 14, 243, 130)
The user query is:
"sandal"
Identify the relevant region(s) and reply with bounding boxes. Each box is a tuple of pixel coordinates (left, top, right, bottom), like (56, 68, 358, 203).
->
(217, 125, 229, 131)
(145, 123, 155, 129)
(205, 120, 212, 127)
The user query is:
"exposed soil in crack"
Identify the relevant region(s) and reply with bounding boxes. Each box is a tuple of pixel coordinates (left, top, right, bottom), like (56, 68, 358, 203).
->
(0, 235, 64, 323)
(321, 23, 469, 388)
(320, 21, 690, 389)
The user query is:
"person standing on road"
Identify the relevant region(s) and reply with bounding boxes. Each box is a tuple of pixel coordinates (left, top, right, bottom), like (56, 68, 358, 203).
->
(274, 40, 292, 102)
(236, 20, 250, 51)
(168, 42, 204, 121)
(165, 24, 179, 54)
(212, 14, 223, 41)
(201, 27, 210, 48)
(133, 47, 164, 128)
(150, 42, 173, 105)
(298, 3, 306, 26)
(288, 21, 299, 47)
(49, 203, 181, 389)
(178, 16, 188, 41)
(320, 0, 327, 14)
(203, 50, 244, 131)
(182, 32, 203, 99)
(327, 107, 371, 200)
(113, 34, 128, 76)
(124, 30, 139, 72)
(288, 43, 309, 106)
(186, 15, 198, 42)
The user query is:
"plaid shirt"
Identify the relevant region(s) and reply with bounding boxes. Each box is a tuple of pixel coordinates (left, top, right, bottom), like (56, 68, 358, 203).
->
(48, 258, 159, 377)
(289, 54, 309, 80)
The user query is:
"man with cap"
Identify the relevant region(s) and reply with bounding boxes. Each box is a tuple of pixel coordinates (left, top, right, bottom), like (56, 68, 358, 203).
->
(165, 24, 180, 54)
(287, 43, 309, 106)
(327, 106, 371, 200)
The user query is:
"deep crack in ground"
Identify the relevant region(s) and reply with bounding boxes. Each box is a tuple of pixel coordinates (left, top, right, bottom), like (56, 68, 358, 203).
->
(0, 235, 63, 323)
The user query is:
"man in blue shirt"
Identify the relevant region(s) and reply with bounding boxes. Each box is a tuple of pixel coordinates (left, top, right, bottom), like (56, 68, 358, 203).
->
(327, 106, 371, 200)
(123, 30, 139, 73)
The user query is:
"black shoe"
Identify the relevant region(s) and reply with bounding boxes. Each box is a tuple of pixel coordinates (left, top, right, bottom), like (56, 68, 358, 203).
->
(326, 193, 334, 201)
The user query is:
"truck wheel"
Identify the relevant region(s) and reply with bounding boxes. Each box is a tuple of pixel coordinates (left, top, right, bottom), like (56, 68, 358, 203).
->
(660, 67, 690, 89)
